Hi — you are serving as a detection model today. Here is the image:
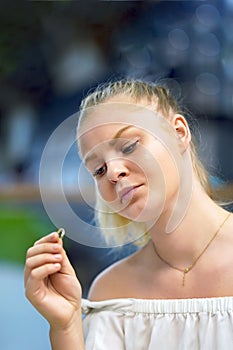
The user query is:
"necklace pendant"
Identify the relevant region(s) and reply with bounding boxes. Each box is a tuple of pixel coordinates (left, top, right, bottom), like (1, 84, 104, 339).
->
(182, 267, 190, 286)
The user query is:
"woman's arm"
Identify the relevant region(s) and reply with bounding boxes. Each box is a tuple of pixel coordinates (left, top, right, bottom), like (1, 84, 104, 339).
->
(50, 311, 85, 350)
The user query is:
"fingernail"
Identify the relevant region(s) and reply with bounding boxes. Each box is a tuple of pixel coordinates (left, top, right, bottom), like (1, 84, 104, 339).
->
(54, 254, 62, 260)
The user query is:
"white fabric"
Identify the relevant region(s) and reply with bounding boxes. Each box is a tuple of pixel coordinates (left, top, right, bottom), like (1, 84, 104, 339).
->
(82, 297, 233, 349)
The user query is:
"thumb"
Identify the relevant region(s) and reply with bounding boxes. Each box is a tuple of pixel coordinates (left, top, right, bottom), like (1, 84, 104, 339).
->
(59, 241, 77, 277)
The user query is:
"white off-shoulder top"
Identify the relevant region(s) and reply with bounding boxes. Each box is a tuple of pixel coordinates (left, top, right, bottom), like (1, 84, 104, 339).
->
(82, 297, 233, 349)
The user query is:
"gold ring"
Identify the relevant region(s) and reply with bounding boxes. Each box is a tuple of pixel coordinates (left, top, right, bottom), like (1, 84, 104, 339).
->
(57, 228, 65, 239)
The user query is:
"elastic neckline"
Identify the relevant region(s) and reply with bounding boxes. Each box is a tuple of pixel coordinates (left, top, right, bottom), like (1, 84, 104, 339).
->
(82, 296, 233, 315)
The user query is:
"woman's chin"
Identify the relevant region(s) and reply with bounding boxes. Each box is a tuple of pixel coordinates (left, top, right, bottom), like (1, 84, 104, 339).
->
(119, 205, 161, 223)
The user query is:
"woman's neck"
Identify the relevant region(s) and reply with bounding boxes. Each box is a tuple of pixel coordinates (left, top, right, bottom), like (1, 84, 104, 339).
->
(149, 184, 229, 269)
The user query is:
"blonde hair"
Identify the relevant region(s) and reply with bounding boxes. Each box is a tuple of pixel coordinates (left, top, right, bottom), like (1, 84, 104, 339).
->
(78, 79, 212, 246)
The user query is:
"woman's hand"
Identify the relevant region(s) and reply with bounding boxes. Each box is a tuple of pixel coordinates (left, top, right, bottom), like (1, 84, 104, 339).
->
(24, 231, 82, 330)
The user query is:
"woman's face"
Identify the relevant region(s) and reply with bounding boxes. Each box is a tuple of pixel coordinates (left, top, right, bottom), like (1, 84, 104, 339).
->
(78, 100, 189, 224)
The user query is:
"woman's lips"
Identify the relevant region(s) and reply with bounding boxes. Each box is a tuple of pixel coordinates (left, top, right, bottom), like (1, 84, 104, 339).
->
(119, 185, 142, 204)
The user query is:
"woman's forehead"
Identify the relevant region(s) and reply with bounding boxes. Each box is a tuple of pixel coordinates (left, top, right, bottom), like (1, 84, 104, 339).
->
(79, 101, 164, 135)
(79, 123, 138, 154)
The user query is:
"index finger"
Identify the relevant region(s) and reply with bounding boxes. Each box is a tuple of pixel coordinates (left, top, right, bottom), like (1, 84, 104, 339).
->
(34, 231, 59, 246)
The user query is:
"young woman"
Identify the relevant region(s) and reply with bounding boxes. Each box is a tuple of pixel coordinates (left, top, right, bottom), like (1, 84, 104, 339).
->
(24, 80, 233, 349)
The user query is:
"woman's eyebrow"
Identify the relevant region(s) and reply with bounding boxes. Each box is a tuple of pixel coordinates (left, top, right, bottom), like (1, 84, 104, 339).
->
(109, 125, 134, 145)
(84, 125, 134, 165)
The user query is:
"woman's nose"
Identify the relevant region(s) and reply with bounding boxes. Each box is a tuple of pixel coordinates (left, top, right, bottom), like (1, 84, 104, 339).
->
(107, 159, 129, 183)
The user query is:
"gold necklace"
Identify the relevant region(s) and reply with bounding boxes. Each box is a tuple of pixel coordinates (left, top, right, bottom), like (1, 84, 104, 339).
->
(152, 212, 231, 287)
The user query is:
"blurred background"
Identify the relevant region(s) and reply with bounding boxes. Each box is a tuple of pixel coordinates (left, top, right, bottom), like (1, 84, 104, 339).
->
(0, 0, 233, 349)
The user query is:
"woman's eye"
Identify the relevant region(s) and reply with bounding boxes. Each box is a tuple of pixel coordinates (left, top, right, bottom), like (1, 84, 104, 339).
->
(93, 164, 107, 177)
(122, 139, 139, 154)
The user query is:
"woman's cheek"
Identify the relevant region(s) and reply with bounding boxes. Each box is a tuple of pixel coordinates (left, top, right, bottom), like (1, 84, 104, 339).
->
(97, 179, 116, 203)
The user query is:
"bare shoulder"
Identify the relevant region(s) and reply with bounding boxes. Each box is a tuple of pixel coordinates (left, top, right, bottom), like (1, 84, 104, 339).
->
(87, 248, 144, 301)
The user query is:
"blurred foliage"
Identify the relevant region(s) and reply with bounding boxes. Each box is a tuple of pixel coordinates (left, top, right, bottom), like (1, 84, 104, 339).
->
(0, 204, 55, 265)
(0, 2, 46, 76)
(0, 1, 75, 77)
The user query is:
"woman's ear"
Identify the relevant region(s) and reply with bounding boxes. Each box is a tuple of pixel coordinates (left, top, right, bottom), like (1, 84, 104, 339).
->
(171, 114, 191, 153)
